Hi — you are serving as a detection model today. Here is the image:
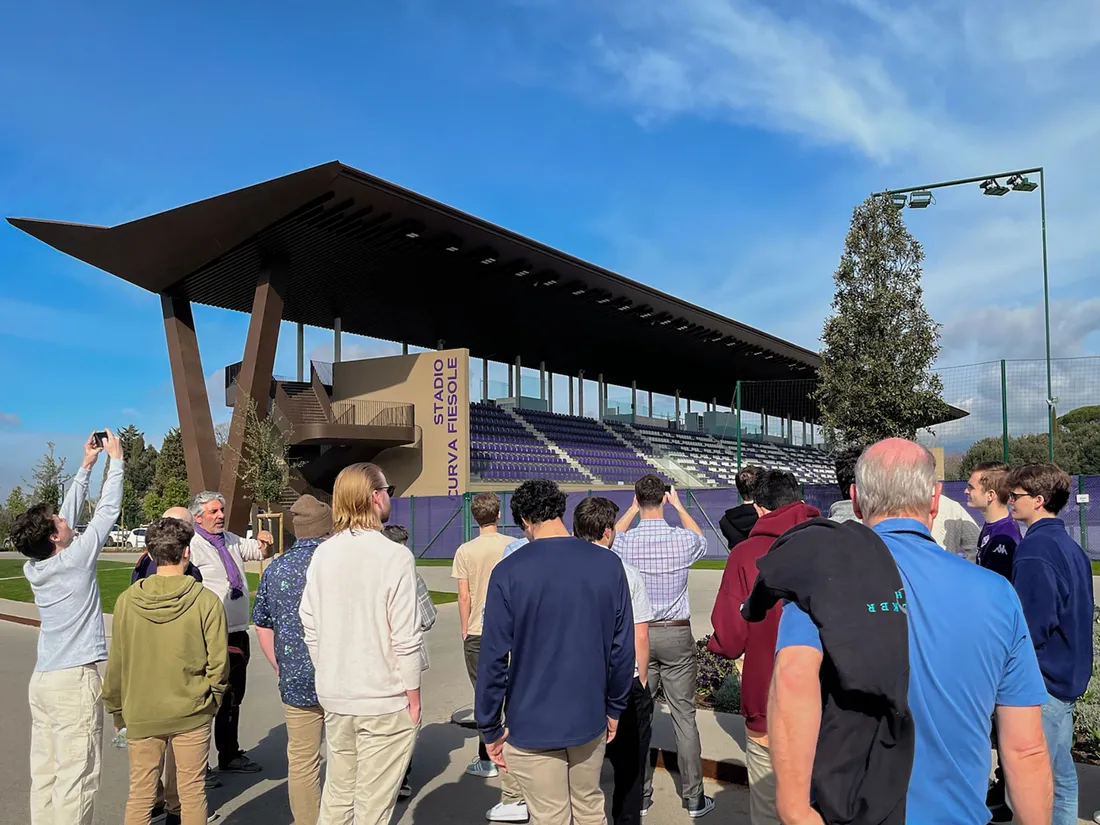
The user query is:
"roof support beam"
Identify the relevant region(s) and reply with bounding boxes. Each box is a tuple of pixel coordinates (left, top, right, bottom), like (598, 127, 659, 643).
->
(161, 293, 220, 495)
(220, 263, 288, 534)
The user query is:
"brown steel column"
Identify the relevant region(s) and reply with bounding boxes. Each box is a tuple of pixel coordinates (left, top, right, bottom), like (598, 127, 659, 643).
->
(220, 264, 287, 534)
(162, 294, 220, 495)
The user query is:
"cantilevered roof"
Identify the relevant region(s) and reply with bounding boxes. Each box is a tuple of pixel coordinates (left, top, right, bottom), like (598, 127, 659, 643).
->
(8, 160, 820, 407)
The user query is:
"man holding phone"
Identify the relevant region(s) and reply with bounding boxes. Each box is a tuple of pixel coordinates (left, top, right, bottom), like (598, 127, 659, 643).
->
(614, 475, 713, 818)
(12, 430, 124, 825)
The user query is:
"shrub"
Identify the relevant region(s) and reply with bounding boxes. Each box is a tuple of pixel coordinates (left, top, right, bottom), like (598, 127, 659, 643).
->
(711, 671, 742, 714)
(695, 635, 736, 696)
(1073, 609, 1100, 760)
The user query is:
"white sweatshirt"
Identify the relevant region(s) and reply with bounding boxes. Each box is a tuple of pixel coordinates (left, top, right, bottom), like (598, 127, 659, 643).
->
(190, 530, 266, 633)
(300, 529, 423, 717)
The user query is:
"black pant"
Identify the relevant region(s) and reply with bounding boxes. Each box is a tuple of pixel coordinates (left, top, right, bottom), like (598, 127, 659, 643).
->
(606, 677, 654, 825)
(215, 630, 250, 766)
(463, 635, 490, 761)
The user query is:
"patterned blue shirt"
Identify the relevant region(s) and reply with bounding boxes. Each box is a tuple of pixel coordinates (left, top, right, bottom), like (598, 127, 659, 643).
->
(251, 538, 322, 708)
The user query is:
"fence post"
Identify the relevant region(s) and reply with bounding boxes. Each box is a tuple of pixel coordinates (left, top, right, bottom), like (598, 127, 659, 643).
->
(1000, 360, 1009, 464)
(409, 496, 416, 554)
(735, 380, 743, 483)
(1079, 476, 1088, 555)
(462, 492, 472, 543)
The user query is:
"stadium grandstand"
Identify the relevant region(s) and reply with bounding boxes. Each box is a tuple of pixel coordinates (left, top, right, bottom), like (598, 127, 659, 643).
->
(7, 159, 956, 534)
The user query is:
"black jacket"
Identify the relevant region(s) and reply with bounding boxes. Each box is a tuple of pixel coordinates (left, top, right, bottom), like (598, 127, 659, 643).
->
(719, 503, 758, 550)
(742, 518, 914, 825)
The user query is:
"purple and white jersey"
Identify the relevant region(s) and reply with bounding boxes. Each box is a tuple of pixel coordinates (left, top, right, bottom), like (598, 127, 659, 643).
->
(977, 514, 1021, 580)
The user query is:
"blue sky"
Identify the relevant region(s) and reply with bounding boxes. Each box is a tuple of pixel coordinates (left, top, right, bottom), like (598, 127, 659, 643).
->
(3, 0, 1100, 492)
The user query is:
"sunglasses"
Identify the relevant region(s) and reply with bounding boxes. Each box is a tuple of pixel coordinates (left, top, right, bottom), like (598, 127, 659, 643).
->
(378, 485, 396, 497)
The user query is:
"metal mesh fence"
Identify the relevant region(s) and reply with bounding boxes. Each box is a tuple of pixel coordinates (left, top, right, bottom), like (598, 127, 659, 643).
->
(397, 479, 1099, 561)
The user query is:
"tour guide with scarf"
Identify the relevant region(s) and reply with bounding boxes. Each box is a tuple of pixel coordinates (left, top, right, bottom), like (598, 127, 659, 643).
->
(188, 491, 274, 774)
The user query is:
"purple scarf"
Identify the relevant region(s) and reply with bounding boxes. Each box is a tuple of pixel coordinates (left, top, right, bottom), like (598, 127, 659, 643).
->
(194, 523, 245, 600)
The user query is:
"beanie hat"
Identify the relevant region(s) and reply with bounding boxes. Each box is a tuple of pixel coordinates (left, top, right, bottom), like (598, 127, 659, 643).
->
(291, 494, 333, 540)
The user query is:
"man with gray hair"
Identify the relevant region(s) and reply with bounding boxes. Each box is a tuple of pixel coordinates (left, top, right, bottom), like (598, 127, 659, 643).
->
(770, 439, 1053, 825)
(189, 491, 274, 775)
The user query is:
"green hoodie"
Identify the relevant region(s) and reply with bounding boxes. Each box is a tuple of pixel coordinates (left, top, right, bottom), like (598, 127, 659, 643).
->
(103, 574, 229, 739)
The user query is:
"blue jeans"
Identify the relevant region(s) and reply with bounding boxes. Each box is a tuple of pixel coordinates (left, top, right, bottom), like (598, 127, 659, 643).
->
(1042, 694, 1077, 825)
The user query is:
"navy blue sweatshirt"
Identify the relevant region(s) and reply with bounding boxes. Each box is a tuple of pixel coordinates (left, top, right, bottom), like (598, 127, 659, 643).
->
(476, 536, 634, 750)
(131, 553, 203, 585)
(1012, 518, 1095, 702)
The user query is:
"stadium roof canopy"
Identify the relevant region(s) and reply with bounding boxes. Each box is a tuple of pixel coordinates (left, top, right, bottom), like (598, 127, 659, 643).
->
(7, 160, 819, 407)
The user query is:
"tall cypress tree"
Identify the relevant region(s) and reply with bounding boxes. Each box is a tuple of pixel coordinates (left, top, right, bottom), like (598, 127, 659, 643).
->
(815, 195, 946, 446)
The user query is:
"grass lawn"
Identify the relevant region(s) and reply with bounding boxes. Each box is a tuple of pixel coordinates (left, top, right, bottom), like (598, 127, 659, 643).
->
(691, 559, 728, 570)
(0, 561, 457, 613)
(1093, 560, 1100, 576)
(414, 558, 453, 567)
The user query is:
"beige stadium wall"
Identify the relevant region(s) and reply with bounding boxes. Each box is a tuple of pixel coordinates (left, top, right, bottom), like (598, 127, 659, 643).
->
(332, 348, 471, 497)
(929, 446, 946, 481)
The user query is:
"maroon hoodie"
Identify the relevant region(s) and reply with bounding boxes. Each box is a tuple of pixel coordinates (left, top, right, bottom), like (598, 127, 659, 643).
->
(708, 501, 819, 733)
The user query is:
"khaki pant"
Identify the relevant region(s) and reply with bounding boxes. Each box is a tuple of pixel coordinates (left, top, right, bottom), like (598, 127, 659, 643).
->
(745, 737, 780, 825)
(319, 708, 418, 825)
(505, 734, 606, 825)
(124, 724, 210, 825)
(464, 634, 523, 804)
(28, 664, 103, 825)
(285, 704, 325, 825)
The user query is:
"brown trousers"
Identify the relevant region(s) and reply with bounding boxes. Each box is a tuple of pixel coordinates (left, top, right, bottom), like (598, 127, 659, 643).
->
(124, 724, 210, 825)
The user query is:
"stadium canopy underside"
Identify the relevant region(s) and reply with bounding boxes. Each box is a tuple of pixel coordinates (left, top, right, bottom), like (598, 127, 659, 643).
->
(7, 160, 820, 403)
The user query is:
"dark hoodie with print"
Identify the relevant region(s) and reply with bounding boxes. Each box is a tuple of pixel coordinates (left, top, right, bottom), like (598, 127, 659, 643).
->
(103, 575, 229, 739)
(708, 501, 819, 732)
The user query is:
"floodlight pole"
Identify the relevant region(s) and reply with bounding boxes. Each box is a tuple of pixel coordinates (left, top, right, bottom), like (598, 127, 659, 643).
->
(874, 166, 1053, 462)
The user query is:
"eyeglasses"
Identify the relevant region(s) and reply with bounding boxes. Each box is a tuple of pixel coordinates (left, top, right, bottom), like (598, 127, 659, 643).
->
(378, 485, 396, 497)
(1008, 491, 1033, 502)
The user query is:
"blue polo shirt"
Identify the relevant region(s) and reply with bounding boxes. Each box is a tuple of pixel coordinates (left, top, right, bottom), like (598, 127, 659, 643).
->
(777, 518, 1047, 825)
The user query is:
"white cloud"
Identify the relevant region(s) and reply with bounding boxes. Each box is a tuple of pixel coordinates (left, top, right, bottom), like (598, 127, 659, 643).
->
(120, 407, 141, 418)
(513, 0, 1100, 366)
(0, 411, 20, 428)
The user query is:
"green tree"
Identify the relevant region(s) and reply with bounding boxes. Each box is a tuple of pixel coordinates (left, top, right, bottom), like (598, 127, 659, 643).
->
(815, 195, 946, 447)
(154, 427, 187, 494)
(142, 490, 163, 524)
(952, 434, 1054, 480)
(231, 397, 292, 512)
(120, 479, 143, 528)
(118, 424, 158, 503)
(160, 476, 191, 510)
(0, 486, 31, 545)
(26, 442, 70, 511)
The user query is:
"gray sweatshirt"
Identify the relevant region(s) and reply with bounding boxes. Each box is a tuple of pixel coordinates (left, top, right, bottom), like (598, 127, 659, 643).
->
(23, 459, 124, 672)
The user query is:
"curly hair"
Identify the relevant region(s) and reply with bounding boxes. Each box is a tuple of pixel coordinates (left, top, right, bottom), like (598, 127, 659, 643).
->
(11, 503, 56, 561)
(145, 517, 195, 566)
(510, 479, 567, 528)
(735, 465, 764, 500)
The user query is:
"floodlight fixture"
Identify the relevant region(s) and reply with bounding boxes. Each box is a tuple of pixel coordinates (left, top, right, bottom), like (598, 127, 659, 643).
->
(890, 193, 908, 209)
(908, 190, 933, 208)
(1007, 175, 1038, 192)
(980, 179, 1009, 196)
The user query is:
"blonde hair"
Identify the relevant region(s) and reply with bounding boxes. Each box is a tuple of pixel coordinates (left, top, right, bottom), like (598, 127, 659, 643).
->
(333, 463, 387, 532)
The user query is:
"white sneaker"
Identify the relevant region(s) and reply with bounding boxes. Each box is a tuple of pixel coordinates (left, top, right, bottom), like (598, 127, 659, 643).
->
(465, 756, 500, 778)
(1092, 812, 1099, 825)
(486, 800, 529, 822)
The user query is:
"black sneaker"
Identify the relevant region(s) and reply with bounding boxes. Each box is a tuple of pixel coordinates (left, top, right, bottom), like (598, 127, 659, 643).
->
(640, 798, 653, 817)
(219, 753, 262, 773)
(204, 767, 222, 790)
(398, 777, 413, 800)
(686, 795, 715, 819)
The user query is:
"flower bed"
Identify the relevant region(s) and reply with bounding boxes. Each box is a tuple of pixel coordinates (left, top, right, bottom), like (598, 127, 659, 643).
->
(652, 635, 742, 713)
(1072, 609, 1100, 764)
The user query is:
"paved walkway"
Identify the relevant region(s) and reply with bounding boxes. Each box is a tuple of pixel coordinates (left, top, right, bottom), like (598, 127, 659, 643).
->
(0, 600, 744, 825)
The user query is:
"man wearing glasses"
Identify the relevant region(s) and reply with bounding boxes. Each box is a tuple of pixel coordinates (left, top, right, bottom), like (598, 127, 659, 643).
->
(1007, 464, 1095, 825)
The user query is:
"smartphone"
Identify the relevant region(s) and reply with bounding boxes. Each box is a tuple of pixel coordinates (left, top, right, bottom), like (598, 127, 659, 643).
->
(664, 484, 673, 493)
(93, 431, 108, 448)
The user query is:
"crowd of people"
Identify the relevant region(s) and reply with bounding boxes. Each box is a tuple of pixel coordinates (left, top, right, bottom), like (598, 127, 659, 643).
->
(8, 429, 1097, 825)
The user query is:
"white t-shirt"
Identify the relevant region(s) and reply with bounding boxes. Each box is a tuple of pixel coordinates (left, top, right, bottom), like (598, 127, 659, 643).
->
(622, 559, 654, 678)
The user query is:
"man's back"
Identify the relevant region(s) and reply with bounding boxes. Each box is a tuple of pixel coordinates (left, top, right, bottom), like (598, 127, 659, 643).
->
(452, 532, 512, 635)
(299, 530, 422, 717)
(477, 537, 634, 750)
(614, 520, 707, 620)
(779, 518, 1046, 825)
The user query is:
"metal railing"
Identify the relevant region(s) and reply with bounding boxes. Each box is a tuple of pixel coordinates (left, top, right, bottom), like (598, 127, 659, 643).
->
(331, 399, 415, 428)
